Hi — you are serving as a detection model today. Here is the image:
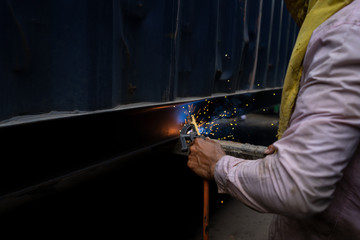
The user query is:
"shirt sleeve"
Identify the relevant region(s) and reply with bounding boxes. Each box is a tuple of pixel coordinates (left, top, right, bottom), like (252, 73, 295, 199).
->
(214, 22, 360, 219)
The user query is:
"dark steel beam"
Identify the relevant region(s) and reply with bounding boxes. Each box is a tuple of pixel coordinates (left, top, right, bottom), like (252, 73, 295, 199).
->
(0, 88, 281, 212)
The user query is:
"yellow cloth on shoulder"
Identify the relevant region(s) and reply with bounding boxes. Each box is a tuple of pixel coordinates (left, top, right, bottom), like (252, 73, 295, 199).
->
(277, 0, 353, 139)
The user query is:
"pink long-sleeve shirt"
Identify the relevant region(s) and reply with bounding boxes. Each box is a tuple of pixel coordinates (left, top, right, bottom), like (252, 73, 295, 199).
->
(214, 1, 360, 239)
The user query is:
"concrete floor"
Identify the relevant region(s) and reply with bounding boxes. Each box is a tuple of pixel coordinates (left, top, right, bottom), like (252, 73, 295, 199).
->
(189, 197, 273, 240)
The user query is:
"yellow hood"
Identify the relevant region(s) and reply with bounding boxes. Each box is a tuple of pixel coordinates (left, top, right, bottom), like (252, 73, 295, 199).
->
(277, 0, 353, 139)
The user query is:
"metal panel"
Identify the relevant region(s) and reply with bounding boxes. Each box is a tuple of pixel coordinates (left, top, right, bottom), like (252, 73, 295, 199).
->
(0, 88, 281, 210)
(0, 0, 297, 123)
(212, 0, 245, 93)
(0, 0, 299, 210)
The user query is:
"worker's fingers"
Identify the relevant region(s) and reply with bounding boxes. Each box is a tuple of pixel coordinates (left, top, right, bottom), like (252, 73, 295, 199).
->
(187, 155, 212, 179)
(191, 138, 225, 157)
(264, 144, 276, 155)
(189, 140, 200, 152)
(187, 136, 226, 180)
(190, 137, 203, 146)
(187, 154, 197, 167)
(188, 154, 201, 166)
(206, 138, 220, 145)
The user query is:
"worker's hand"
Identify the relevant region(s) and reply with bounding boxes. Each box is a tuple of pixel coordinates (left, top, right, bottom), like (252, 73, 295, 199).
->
(264, 144, 276, 155)
(187, 138, 226, 180)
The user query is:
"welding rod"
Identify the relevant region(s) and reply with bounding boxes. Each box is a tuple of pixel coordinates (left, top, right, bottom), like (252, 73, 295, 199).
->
(174, 139, 267, 160)
(213, 140, 267, 159)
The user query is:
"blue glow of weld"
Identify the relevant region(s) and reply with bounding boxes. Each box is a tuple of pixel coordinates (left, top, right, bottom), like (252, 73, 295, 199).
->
(175, 100, 206, 124)
(174, 92, 278, 141)
(176, 109, 188, 124)
(198, 126, 205, 135)
(174, 96, 252, 141)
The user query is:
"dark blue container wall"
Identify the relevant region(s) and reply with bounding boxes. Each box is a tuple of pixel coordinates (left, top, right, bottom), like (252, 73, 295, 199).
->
(0, 0, 297, 122)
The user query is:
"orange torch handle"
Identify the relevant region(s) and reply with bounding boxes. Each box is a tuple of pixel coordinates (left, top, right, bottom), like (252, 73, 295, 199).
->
(203, 179, 209, 240)
(190, 115, 209, 240)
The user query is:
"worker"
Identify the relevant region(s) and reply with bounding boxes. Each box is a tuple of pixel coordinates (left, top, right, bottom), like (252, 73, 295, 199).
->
(187, 0, 360, 239)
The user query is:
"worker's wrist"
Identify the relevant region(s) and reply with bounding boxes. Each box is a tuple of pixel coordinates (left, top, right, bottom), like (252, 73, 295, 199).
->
(214, 155, 229, 193)
(210, 153, 225, 179)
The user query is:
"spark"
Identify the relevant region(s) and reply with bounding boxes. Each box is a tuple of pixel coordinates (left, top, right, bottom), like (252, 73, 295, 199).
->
(177, 96, 253, 141)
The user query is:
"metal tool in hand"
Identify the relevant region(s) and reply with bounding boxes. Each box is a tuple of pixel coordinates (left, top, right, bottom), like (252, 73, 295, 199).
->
(180, 123, 205, 152)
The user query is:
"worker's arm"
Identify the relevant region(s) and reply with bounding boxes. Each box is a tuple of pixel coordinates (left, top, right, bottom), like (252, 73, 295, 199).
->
(190, 22, 360, 218)
(216, 23, 360, 218)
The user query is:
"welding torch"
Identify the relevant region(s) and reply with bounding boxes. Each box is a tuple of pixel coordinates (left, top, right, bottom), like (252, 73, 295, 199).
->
(179, 114, 269, 240)
(180, 115, 209, 240)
